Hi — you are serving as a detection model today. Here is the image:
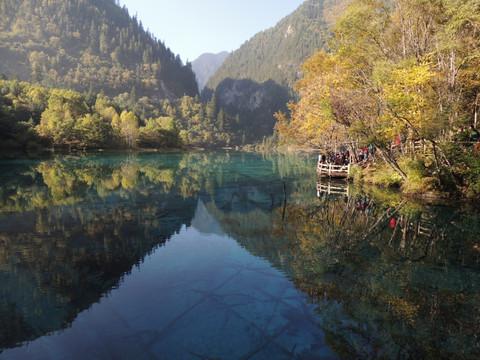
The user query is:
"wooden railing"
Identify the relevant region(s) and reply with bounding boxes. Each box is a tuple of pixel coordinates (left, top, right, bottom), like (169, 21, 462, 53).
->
(317, 159, 350, 178)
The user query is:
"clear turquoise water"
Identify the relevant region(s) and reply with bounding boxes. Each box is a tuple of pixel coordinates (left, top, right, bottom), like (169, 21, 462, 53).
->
(0, 151, 479, 359)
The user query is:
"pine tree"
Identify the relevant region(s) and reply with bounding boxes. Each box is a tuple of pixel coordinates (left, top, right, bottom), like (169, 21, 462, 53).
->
(206, 93, 217, 120)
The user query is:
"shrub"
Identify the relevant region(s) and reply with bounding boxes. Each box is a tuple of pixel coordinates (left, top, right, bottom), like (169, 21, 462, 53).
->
(399, 157, 435, 194)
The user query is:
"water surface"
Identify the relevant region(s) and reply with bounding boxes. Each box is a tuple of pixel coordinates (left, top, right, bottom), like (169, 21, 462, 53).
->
(0, 152, 479, 359)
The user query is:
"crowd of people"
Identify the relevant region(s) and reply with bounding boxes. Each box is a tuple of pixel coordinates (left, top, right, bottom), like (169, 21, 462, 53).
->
(319, 151, 351, 166)
(319, 145, 375, 166)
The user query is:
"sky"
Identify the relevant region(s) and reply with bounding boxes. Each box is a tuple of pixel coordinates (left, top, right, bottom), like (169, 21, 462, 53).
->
(119, 0, 306, 62)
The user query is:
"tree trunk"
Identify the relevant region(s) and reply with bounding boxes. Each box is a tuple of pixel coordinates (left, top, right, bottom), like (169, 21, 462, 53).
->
(475, 92, 479, 129)
(376, 146, 407, 180)
(430, 140, 442, 186)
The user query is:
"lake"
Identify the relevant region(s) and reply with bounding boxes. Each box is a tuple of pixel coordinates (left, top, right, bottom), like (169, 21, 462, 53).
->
(0, 151, 479, 359)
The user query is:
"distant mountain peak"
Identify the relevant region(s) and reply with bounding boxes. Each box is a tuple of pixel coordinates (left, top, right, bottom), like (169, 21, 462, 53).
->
(192, 52, 229, 91)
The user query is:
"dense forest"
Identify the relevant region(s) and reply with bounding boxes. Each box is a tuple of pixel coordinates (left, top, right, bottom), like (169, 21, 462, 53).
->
(0, 79, 242, 150)
(276, 0, 480, 196)
(203, 0, 350, 143)
(0, 0, 251, 150)
(0, 0, 198, 98)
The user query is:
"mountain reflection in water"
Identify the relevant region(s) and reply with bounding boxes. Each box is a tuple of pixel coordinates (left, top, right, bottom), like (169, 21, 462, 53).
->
(0, 152, 479, 359)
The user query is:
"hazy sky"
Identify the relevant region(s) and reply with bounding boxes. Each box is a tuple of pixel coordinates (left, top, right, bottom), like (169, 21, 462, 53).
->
(119, 0, 305, 62)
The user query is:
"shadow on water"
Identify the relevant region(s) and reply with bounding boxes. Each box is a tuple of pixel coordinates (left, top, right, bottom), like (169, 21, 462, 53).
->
(0, 151, 479, 358)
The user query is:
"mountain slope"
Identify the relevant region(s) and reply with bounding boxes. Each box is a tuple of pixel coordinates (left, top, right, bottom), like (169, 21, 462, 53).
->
(204, 0, 351, 142)
(192, 52, 229, 91)
(207, 0, 328, 90)
(0, 0, 198, 99)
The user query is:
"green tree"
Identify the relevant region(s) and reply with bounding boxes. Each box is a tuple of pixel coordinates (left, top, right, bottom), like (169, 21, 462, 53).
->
(205, 92, 217, 120)
(118, 110, 139, 148)
(139, 116, 180, 148)
(74, 113, 112, 148)
(36, 89, 89, 146)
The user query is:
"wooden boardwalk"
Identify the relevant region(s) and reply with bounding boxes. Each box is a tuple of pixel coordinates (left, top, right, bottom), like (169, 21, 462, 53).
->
(317, 160, 350, 178)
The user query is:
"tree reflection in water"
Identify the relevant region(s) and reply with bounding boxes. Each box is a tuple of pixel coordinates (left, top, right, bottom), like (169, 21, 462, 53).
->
(273, 180, 480, 358)
(0, 152, 479, 358)
(0, 151, 313, 353)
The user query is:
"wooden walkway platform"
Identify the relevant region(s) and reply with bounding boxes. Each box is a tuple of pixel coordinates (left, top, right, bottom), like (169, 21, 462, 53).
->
(317, 159, 350, 178)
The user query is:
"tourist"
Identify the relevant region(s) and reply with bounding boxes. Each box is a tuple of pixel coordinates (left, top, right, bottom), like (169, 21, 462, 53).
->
(471, 125, 480, 141)
(369, 144, 375, 157)
(390, 218, 396, 229)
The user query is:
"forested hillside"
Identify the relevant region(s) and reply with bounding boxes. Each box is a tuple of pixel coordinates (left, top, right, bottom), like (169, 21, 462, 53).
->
(0, 0, 247, 150)
(203, 0, 351, 143)
(0, 0, 198, 99)
(206, 0, 332, 89)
